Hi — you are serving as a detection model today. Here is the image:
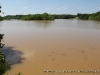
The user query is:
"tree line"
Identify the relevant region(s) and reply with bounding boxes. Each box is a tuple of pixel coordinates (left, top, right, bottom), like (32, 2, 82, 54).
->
(3, 13, 54, 20)
(77, 11, 100, 21)
(3, 13, 76, 20)
(1, 11, 100, 21)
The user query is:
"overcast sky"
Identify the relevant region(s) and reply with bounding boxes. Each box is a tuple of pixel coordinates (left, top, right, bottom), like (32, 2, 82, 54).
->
(0, 0, 100, 16)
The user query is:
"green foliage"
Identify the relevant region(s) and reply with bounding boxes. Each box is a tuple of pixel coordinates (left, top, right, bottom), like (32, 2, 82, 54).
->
(21, 13, 54, 20)
(3, 11, 100, 21)
(3, 15, 25, 20)
(77, 13, 90, 20)
(3, 12, 76, 20)
(52, 14, 76, 19)
(0, 33, 10, 75)
(0, 16, 3, 20)
(89, 11, 100, 21)
(15, 72, 22, 75)
(77, 11, 100, 21)
(0, 49, 11, 75)
(42, 13, 49, 20)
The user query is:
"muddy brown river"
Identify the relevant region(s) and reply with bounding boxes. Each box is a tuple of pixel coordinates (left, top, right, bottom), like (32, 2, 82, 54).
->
(0, 19, 100, 75)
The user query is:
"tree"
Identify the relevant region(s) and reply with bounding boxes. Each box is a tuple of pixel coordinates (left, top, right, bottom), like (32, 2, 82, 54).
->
(89, 11, 100, 21)
(0, 4, 10, 75)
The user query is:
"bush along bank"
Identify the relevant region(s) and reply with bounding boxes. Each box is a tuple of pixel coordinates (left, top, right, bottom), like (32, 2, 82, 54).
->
(0, 33, 10, 75)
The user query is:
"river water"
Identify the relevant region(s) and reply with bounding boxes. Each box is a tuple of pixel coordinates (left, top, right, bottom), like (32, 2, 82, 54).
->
(0, 19, 100, 75)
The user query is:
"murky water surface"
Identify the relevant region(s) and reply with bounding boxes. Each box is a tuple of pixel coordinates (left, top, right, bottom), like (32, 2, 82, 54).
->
(0, 19, 100, 75)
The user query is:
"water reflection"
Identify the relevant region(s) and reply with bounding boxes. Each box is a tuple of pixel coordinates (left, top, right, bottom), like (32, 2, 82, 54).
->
(76, 19, 100, 30)
(34, 20, 52, 28)
(0, 19, 100, 30)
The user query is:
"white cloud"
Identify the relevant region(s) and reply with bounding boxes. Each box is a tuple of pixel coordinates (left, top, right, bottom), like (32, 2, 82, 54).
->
(99, 7, 100, 9)
(57, 8, 61, 10)
(71, 10, 74, 11)
(23, 7, 28, 9)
